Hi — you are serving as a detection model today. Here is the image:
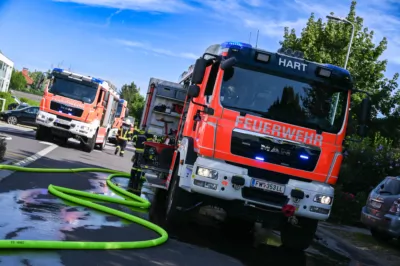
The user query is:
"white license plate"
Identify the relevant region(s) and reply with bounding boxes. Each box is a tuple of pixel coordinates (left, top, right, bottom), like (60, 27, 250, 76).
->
(251, 179, 285, 194)
(56, 119, 69, 125)
(370, 200, 382, 209)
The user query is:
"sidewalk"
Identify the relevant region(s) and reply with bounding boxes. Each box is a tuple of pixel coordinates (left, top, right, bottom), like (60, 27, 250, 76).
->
(315, 222, 400, 266)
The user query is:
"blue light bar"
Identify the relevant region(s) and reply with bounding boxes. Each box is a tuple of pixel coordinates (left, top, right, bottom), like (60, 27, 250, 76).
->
(324, 64, 350, 75)
(255, 156, 264, 161)
(91, 77, 103, 84)
(119, 99, 125, 103)
(221, 41, 252, 50)
(300, 155, 309, 160)
(53, 68, 63, 73)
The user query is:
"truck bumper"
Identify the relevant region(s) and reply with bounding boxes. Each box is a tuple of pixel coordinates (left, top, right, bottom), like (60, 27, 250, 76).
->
(182, 157, 334, 221)
(36, 110, 97, 139)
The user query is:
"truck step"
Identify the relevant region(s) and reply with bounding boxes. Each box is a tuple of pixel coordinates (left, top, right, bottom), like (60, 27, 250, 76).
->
(144, 173, 167, 190)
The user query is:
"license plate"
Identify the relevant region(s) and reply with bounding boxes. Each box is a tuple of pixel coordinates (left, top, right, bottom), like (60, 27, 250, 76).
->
(251, 179, 285, 194)
(370, 200, 382, 209)
(56, 119, 69, 125)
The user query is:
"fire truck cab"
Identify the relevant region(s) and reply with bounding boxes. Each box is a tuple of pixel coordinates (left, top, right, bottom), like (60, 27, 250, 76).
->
(36, 68, 120, 152)
(137, 41, 372, 250)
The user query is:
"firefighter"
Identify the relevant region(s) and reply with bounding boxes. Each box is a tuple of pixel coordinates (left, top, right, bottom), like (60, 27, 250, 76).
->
(128, 128, 154, 194)
(114, 119, 134, 157)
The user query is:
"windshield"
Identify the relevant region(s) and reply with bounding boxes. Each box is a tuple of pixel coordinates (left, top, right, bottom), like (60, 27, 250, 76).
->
(48, 76, 98, 104)
(115, 103, 123, 117)
(220, 66, 348, 133)
(377, 178, 400, 195)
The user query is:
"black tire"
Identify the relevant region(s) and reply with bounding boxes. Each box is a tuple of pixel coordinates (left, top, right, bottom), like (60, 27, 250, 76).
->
(36, 126, 51, 141)
(223, 217, 254, 239)
(280, 218, 318, 251)
(7, 116, 18, 125)
(165, 162, 193, 227)
(370, 229, 392, 242)
(82, 130, 97, 153)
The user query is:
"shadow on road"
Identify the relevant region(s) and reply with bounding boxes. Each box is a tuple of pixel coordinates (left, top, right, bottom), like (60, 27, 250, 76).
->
(0, 156, 351, 266)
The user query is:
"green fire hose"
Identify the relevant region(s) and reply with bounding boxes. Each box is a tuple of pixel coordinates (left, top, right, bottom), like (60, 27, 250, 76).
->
(0, 165, 168, 249)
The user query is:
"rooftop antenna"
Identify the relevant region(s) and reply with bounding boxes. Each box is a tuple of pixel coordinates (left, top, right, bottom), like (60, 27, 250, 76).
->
(255, 29, 259, 48)
(249, 32, 252, 43)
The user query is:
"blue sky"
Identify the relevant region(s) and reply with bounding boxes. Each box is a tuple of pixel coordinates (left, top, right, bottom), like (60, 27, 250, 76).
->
(0, 0, 399, 96)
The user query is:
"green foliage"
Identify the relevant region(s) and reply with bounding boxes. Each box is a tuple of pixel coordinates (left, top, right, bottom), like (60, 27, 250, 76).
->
(280, 1, 399, 120)
(0, 92, 16, 110)
(29, 71, 47, 91)
(329, 132, 400, 225)
(10, 70, 27, 91)
(119, 82, 145, 123)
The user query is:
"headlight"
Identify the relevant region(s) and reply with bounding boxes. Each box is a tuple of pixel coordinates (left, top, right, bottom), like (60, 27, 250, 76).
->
(80, 125, 90, 131)
(196, 167, 218, 180)
(313, 194, 332, 205)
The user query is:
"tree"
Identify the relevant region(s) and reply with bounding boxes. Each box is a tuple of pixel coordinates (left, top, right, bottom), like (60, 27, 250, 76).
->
(279, 1, 399, 122)
(29, 71, 47, 90)
(119, 81, 145, 124)
(9, 70, 27, 90)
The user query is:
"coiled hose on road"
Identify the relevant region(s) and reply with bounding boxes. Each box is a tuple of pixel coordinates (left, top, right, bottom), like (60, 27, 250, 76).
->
(0, 165, 169, 249)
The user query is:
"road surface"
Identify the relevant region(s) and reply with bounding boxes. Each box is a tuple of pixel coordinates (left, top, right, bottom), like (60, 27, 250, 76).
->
(0, 123, 356, 266)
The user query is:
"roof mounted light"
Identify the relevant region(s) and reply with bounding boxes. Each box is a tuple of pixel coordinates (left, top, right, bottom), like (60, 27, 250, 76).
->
(324, 64, 350, 75)
(91, 77, 103, 84)
(53, 68, 63, 73)
(221, 41, 252, 50)
(317, 68, 332, 78)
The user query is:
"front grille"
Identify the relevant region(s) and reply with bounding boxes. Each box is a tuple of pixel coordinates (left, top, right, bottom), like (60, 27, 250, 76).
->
(50, 101, 84, 117)
(231, 130, 321, 171)
(226, 161, 311, 184)
(54, 123, 70, 130)
(242, 187, 288, 206)
(56, 115, 72, 121)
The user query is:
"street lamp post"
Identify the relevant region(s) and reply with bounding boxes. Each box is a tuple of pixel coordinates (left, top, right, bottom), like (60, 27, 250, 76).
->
(326, 14, 356, 124)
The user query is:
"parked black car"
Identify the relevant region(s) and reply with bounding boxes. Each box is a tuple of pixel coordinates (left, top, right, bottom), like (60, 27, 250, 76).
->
(0, 106, 39, 126)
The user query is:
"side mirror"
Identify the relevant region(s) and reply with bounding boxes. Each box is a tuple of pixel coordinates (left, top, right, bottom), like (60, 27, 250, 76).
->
(191, 58, 207, 84)
(204, 107, 215, 115)
(358, 97, 371, 125)
(188, 85, 200, 98)
(220, 57, 237, 70)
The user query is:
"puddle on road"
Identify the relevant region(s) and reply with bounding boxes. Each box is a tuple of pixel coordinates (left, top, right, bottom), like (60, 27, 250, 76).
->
(0, 173, 362, 266)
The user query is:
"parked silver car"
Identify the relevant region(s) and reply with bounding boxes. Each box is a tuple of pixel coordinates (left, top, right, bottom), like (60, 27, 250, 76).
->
(361, 176, 400, 241)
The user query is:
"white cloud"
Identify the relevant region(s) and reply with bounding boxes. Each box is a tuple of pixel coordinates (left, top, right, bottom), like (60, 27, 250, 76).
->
(53, 0, 194, 13)
(115, 39, 197, 59)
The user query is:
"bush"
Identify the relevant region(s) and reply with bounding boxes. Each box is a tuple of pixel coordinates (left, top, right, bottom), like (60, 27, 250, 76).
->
(20, 97, 29, 103)
(329, 132, 400, 225)
(0, 92, 17, 110)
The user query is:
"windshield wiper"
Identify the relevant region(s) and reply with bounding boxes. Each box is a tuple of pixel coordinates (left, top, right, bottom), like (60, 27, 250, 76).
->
(223, 105, 268, 117)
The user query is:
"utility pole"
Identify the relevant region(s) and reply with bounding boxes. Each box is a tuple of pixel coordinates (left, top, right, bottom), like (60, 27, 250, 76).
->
(249, 32, 252, 43)
(255, 29, 259, 48)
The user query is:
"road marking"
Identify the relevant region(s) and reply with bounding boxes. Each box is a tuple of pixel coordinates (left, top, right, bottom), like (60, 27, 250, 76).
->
(0, 143, 58, 181)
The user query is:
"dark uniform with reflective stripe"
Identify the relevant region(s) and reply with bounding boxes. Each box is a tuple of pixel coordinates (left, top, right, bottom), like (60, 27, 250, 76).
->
(128, 129, 154, 193)
(114, 123, 133, 157)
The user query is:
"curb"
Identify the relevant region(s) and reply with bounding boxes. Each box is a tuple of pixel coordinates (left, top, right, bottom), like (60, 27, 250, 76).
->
(315, 227, 385, 266)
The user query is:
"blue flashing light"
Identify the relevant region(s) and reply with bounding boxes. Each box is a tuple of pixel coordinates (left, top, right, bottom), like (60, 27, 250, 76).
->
(324, 64, 350, 75)
(119, 99, 125, 103)
(300, 154, 309, 160)
(221, 41, 252, 50)
(53, 68, 63, 73)
(91, 77, 103, 84)
(255, 156, 265, 161)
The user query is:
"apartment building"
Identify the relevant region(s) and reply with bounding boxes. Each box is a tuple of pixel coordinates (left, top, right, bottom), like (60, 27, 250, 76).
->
(0, 52, 14, 92)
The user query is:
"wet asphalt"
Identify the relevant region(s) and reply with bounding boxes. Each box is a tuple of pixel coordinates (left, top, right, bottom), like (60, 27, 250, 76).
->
(0, 124, 354, 266)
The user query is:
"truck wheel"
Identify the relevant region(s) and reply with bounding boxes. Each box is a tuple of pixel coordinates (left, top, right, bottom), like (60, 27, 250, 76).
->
(223, 217, 254, 239)
(36, 126, 51, 141)
(99, 131, 108, 151)
(165, 163, 193, 227)
(83, 130, 97, 153)
(280, 218, 318, 251)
